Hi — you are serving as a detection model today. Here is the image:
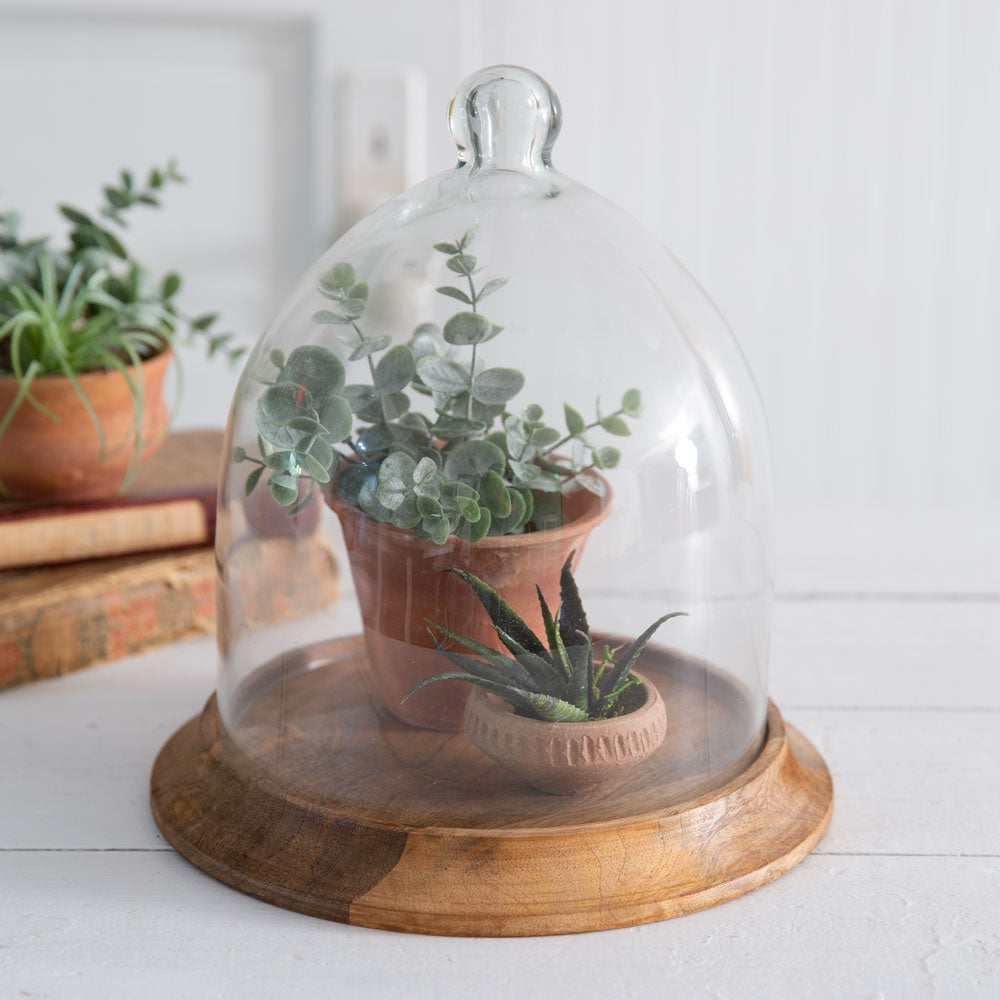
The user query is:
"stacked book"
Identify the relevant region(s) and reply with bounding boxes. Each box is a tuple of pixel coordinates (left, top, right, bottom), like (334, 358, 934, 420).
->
(0, 431, 341, 691)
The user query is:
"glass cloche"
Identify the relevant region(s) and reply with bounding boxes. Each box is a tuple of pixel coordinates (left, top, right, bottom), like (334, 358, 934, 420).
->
(152, 66, 832, 936)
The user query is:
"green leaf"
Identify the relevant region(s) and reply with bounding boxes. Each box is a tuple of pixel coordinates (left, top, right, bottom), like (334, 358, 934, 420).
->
(343, 384, 376, 414)
(312, 310, 352, 325)
(244, 466, 264, 496)
(442, 311, 492, 346)
(425, 623, 543, 693)
(599, 414, 630, 436)
(488, 487, 527, 536)
(268, 474, 299, 507)
(269, 349, 286, 369)
(256, 384, 304, 447)
(453, 494, 481, 521)
(564, 403, 586, 437)
(104, 187, 130, 209)
(381, 392, 410, 420)
(190, 313, 218, 331)
(374, 344, 415, 394)
(161, 273, 181, 298)
(446, 254, 477, 276)
(59, 205, 94, 227)
(433, 242, 460, 254)
(477, 277, 508, 300)
(280, 345, 346, 397)
(416, 494, 443, 518)
(232, 445, 247, 462)
(380, 451, 417, 483)
(315, 394, 352, 441)
(429, 414, 487, 440)
(530, 426, 560, 448)
(436, 285, 472, 304)
(594, 446, 621, 469)
(523, 403, 543, 422)
(318, 262, 356, 299)
(376, 475, 411, 510)
(622, 387, 642, 418)
(336, 463, 371, 505)
(427, 516, 451, 545)
(450, 569, 551, 661)
(603, 612, 688, 698)
(471, 367, 524, 405)
(455, 506, 491, 543)
(417, 356, 470, 394)
(300, 452, 332, 483)
(478, 469, 511, 518)
(287, 481, 317, 517)
(348, 281, 369, 300)
(443, 439, 506, 480)
(339, 296, 368, 320)
(348, 334, 392, 360)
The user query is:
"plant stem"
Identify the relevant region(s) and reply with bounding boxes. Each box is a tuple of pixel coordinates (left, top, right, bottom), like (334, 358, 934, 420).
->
(352, 320, 391, 426)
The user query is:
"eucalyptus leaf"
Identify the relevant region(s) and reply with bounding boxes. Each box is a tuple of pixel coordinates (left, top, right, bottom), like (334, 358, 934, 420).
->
(442, 311, 492, 346)
(446, 254, 477, 276)
(279, 345, 346, 397)
(268, 474, 299, 506)
(417, 356, 470, 394)
(244, 465, 264, 496)
(444, 439, 506, 480)
(455, 506, 491, 543)
(599, 414, 631, 436)
(436, 285, 472, 304)
(523, 403, 544, 422)
(433, 242, 459, 254)
(478, 469, 511, 518)
(477, 277, 508, 300)
(348, 334, 391, 360)
(374, 344, 416, 394)
(471, 367, 524, 405)
(622, 387, 642, 417)
(314, 394, 352, 442)
(594, 446, 621, 469)
(564, 403, 586, 437)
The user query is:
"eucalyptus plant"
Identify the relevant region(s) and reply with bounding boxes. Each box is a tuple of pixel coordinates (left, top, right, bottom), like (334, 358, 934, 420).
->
(236, 229, 643, 541)
(404, 555, 686, 722)
(0, 163, 242, 481)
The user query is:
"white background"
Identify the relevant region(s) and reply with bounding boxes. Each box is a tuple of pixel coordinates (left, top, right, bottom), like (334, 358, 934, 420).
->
(1, 0, 997, 588)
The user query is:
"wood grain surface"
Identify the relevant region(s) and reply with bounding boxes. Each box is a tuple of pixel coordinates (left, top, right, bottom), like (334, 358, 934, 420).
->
(151, 637, 833, 935)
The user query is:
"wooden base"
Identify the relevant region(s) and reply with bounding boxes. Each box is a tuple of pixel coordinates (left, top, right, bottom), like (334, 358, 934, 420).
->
(151, 637, 833, 936)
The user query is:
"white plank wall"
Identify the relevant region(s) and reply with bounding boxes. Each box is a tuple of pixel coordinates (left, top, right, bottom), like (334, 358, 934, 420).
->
(471, 0, 1000, 543)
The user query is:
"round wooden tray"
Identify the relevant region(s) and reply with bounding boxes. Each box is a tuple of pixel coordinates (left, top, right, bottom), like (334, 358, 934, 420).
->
(151, 636, 833, 936)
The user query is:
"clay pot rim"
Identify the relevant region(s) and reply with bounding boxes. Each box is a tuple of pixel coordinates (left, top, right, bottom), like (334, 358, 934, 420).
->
(328, 469, 613, 551)
(466, 670, 664, 736)
(0, 342, 172, 389)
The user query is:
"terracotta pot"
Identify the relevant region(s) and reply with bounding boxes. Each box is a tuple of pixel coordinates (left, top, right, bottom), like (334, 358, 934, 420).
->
(463, 672, 667, 794)
(331, 480, 612, 731)
(0, 348, 171, 501)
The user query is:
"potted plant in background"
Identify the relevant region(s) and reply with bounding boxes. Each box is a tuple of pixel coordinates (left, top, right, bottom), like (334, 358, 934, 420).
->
(234, 229, 644, 728)
(0, 162, 242, 501)
(405, 555, 685, 793)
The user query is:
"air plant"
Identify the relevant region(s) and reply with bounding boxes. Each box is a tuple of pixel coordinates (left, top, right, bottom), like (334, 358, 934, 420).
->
(404, 554, 686, 722)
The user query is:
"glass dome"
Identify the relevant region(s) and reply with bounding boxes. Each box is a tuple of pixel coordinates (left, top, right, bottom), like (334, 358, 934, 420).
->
(215, 65, 772, 821)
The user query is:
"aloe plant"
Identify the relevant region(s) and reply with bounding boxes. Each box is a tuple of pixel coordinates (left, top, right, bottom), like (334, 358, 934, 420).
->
(404, 555, 686, 722)
(234, 228, 643, 539)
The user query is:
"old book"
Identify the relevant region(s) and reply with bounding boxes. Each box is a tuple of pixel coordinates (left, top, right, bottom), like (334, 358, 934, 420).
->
(0, 538, 341, 691)
(0, 429, 223, 570)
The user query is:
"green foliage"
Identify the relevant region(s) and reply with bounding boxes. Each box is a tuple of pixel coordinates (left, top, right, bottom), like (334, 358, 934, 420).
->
(405, 555, 686, 722)
(0, 163, 243, 489)
(237, 227, 643, 532)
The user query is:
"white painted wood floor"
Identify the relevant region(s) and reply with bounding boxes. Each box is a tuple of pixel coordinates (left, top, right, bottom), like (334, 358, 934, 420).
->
(3, 542, 999, 999)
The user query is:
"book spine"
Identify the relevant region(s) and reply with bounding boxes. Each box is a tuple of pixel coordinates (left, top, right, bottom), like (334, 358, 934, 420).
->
(0, 553, 216, 690)
(0, 498, 214, 570)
